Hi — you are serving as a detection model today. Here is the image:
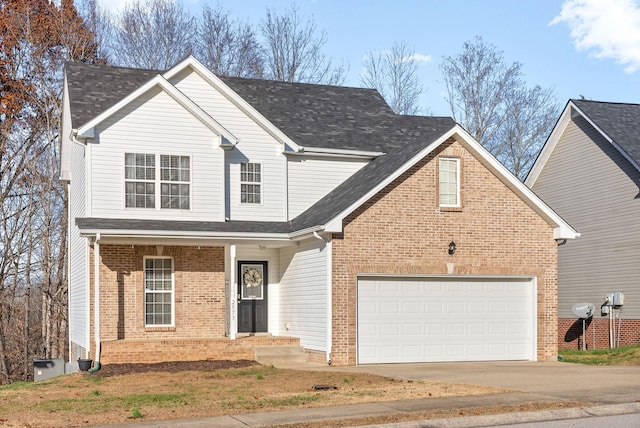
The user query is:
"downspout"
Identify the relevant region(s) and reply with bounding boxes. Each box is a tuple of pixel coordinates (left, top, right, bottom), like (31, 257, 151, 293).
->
(89, 233, 102, 372)
(313, 231, 332, 365)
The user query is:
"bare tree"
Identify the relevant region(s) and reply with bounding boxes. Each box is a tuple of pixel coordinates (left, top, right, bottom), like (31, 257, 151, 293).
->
(497, 85, 559, 180)
(195, 3, 264, 78)
(0, 0, 98, 383)
(112, 0, 194, 69)
(440, 36, 559, 178)
(77, 0, 115, 64)
(361, 41, 425, 115)
(261, 5, 346, 84)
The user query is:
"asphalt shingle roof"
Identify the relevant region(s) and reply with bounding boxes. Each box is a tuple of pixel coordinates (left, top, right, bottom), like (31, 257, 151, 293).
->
(66, 61, 456, 235)
(572, 99, 640, 166)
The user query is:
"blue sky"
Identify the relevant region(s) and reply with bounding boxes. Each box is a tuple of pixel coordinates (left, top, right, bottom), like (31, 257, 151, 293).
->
(98, 0, 640, 116)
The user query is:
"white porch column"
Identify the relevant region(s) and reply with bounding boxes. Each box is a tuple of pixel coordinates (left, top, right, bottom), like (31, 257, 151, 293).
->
(228, 244, 237, 339)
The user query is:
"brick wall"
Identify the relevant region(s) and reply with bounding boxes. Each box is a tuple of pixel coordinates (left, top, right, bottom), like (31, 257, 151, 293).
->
(558, 317, 640, 350)
(88, 245, 227, 362)
(330, 139, 559, 365)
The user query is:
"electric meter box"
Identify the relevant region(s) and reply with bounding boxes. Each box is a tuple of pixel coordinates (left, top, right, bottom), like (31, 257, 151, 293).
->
(612, 292, 625, 307)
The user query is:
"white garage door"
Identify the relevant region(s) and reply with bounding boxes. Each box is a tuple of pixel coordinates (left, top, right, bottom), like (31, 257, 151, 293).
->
(357, 276, 535, 364)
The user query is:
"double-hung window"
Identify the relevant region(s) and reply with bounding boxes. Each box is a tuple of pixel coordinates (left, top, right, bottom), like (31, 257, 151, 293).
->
(439, 157, 460, 207)
(160, 155, 190, 209)
(144, 257, 174, 326)
(240, 162, 261, 204)
(125, 153, 156, 208)
(125, 153, 190, 210)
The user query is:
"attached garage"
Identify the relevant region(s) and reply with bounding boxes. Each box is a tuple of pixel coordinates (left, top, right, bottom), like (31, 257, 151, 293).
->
(357, 276, 536, 364)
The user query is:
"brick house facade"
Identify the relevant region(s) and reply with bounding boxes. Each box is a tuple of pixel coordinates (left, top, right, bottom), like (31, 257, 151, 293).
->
(62, 57, 576, 367)
(330, 140, 559, 365)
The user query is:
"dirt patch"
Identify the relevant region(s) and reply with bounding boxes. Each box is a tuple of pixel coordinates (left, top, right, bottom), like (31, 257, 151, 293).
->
(93, 359, 256, 377)
(0, 360, 582, 428)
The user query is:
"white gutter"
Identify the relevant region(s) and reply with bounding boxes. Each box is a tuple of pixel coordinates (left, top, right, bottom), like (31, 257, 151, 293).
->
(93, 233, 101, 363)
(297, 146, 384, 157)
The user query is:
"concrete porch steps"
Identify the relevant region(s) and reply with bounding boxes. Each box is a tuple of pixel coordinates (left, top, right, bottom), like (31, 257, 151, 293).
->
(253, 345, 309, 367)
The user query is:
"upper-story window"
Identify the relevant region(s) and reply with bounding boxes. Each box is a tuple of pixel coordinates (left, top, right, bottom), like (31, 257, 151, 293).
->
(160, 155, 190, 209)
(439, 157, 460, 207)
(240, 162, 261, 204)
(125, 153, 190, 210)
(125, 153, 156, 208)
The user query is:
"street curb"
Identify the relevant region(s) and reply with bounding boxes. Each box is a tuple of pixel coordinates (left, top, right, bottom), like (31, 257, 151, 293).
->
(359, 402, 640, 427)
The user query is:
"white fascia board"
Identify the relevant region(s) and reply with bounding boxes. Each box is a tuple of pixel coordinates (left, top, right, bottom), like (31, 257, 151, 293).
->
(324, 124, 579, 240)
(526, 101, 576, 186)
(296, 146, 385, 158)
(569, 102, 640, 172)
(79, 227, 289, 240)
(76, 74, 238, 144)
(163, 56, 301, 152)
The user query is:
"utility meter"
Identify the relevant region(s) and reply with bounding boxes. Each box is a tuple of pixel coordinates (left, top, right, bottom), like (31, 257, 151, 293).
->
(612, 292, 624, 307)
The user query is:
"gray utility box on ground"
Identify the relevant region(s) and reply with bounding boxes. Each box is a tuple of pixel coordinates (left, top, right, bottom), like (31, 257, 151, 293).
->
(33, 358, 64, 381)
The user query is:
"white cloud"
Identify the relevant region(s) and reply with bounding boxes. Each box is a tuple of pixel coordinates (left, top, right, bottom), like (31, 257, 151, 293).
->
(405, 53, 432, 63)
(551, 0, 640, 73)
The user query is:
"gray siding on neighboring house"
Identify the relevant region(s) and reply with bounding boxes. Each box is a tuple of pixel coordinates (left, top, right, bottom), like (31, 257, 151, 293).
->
(279, 239, 328, 352)
(532, 115, 640, 318)
(68, 142, 88, 350)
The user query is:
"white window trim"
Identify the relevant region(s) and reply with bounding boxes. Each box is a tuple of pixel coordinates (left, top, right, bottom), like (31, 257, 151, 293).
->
(143, 256, 175, 327)
(439, 157, 460, 208)
(124, 153, 192, 211)
(240, 162, 263, 205)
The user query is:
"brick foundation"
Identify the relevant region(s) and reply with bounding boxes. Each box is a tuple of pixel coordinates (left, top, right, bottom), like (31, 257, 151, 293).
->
(100, 336, 300, 364)
(558, 317, 640, 350)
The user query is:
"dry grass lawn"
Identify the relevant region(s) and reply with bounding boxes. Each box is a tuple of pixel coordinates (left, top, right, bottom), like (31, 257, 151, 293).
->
(0, 361, 583, 428)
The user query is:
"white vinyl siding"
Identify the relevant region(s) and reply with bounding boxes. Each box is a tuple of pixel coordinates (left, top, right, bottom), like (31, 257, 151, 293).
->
(90, 87, 223, 220)
(279, 239, 328, 351)
(68, 142, 88, 349)
(287, 156, 369, 218)
(170, 69, 286, 221)
(532, 116, 640, 319)
(439, 157, 460, 207)
(357, 276, 535, 364)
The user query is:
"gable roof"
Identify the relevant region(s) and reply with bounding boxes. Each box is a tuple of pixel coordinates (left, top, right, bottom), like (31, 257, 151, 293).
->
(527, 99, 640, 184)
(67, 59, 577, 241)
(65, 58, 396, 152)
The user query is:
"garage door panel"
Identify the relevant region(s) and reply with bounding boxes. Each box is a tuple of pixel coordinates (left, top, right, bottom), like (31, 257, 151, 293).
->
(357, 277, 534, 364)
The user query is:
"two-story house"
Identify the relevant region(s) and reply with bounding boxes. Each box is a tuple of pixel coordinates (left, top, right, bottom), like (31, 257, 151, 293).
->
(61, 56, 577, 367)
(527, 99, 640, 350)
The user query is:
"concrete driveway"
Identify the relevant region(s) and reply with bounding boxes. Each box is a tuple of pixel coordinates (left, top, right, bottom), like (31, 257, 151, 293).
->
(326, 361, 640, 404)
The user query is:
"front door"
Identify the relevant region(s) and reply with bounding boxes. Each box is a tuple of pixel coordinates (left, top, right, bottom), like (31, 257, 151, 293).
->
(237, 261, 268, 333)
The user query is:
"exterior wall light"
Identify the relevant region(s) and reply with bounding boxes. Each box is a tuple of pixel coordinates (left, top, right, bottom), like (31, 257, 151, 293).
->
(448, 241, 456, 255)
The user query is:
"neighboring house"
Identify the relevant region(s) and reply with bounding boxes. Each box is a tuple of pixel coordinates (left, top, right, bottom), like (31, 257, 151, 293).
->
(61, 56, 577, 367)
(527, 99, 640, 350)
